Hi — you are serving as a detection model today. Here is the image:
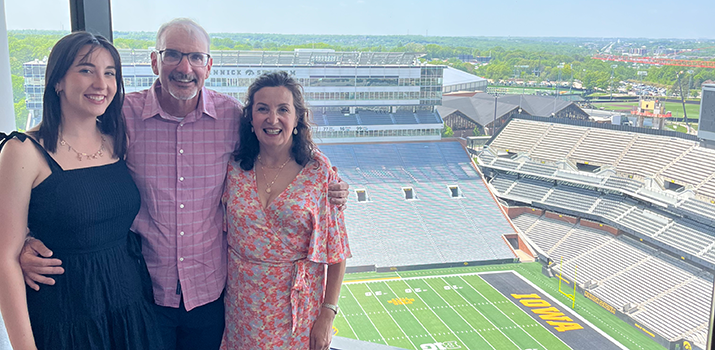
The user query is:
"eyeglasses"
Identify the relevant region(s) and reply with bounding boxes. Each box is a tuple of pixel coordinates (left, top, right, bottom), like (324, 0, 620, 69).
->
(157, 49, 211, 67)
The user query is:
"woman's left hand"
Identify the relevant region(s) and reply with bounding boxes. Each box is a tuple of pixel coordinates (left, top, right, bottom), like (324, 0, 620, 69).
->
(310, 309, 336, 350)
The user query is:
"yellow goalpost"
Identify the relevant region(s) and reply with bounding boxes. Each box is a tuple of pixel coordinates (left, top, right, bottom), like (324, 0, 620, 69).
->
(558, 256, 577, 309)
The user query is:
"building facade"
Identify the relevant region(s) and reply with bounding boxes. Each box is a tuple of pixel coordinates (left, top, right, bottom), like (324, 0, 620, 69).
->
(24, 49, 445, 143)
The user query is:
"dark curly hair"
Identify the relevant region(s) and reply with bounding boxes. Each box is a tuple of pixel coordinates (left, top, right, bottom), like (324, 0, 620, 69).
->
(233, 71, 315, 171)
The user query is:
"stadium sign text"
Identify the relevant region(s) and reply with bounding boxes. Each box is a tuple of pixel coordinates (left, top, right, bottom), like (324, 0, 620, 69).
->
(210, 69, 296, 77)
(584, 290, 616, 315)
(511, 293, 584, 332)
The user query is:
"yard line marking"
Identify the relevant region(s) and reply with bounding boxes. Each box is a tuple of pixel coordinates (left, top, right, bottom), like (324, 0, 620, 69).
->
(344, 276, 402, 284)
(364, 282, 417, 349)
(381, 280, 438, 345)
(336, 305, 360, 341)
(433, 277, 520, 350)
(345, 270, 513, 285)
(402, 279, 490, 350)
(457, 275, 554, 350)
(345, 284, 388, 345)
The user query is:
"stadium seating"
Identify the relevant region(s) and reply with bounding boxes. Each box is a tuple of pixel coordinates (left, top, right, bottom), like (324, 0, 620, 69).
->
(508, 177, 553, 201)
(569, 129, 635, 166)
(512, 212, 712, 344)
(489, 118, 550, 154)
(320, 141, 516, 270)
(542, 185, 600, 212)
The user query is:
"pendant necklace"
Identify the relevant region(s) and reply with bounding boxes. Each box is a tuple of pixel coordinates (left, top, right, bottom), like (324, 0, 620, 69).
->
(60, 135, 105, 161)
(257, 155, 292, 194)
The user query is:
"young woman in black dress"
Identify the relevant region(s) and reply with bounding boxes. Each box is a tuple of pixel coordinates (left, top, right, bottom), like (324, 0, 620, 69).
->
(0, 32, 162, 350)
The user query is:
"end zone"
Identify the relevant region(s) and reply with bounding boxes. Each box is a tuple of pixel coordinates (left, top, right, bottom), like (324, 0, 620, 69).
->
(479, 271, 628, 350)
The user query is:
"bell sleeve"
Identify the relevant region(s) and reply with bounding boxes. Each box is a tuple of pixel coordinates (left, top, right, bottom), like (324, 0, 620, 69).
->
(306, 152, 351, 265)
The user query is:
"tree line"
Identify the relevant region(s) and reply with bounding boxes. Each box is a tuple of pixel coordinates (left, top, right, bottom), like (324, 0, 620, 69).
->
(8, 30, 715, 129)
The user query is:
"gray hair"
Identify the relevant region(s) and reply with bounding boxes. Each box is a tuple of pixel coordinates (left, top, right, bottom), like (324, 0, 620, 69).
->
(155, 18, 210, 52)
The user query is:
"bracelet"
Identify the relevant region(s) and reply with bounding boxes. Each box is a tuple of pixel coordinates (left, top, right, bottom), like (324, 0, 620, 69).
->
(321, 303, 339, 315)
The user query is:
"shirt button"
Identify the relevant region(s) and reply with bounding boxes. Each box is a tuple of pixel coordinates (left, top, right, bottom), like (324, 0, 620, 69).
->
(179, 176, 185, 182)
(179, 204, 185, 209)
(179, 123, 184, 127)
(180, 231, 185, 236)
(179, 257, 184, 262)
(179, 149, 184, 154)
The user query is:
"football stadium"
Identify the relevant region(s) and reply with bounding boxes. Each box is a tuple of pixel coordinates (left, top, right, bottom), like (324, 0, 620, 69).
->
(20, 52, 715, 350)
(324, 109, 715, 349)
(11, 21, 715, 349)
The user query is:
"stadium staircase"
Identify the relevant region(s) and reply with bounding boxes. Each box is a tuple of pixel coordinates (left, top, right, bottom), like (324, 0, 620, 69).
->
(545, 222, 578, 256)
(640, 274, 699, 307)
(656, 144, 696, 180)
(587, 197, 602, 213)
(614, 136, 639, 164)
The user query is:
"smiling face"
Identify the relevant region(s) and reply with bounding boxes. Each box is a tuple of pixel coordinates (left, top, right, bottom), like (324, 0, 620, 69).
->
(151, 25, 212, 103)
(55, 45, 117, 120)
(251, 86, 298, 151)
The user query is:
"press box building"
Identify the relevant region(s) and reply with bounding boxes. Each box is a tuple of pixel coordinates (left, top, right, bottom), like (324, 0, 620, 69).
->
(24, 49, 446, 144)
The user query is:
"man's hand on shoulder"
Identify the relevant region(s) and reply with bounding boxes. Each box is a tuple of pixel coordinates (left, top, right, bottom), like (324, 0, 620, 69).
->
(20, 237, 64, 291)
(328, 166, 349, 208)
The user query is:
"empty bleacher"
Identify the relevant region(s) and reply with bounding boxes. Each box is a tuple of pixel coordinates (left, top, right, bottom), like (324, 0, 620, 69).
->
(543, 184, 599, 212)
(633, 275, 713, 341)
(519, 217, 574, 253)
(657, 220, 715, 258)
(508, 178, 552, 201)
(618, 207, 669, 237)
(511, 212, 712, 344)
(320, 141, 516, 270)
(592, 194, 635, 222)
(661, 147, 715, 187)
(490, 119, 550, 153)
(517, 162, 557, 177)
(491, 158, 520, 170)
(569, 129, 635, 166)
(529, 124, 587, 162)
(603, 175, 642, 193)
(489, 174, 517, 194)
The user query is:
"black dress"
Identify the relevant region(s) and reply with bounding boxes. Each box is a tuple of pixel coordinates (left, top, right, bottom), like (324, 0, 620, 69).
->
(0, 132, 162, 349)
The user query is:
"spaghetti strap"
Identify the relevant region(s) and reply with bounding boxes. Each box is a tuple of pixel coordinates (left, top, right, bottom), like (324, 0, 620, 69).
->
(0, 131, 63, 172)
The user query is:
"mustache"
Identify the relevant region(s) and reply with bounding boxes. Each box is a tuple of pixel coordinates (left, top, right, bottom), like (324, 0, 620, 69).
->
(169, 72, 196, 81)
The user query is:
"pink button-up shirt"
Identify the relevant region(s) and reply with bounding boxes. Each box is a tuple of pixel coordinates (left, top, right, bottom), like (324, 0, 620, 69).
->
(124, 80, 241, 311)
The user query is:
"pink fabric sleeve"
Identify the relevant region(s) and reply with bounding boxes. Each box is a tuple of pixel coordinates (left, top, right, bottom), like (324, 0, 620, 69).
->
(307, 152, 351, 265)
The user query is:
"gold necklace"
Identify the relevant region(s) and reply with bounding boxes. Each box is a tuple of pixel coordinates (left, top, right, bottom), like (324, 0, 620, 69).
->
(60, 135, 106, 161)
(257, 155, 291, 194)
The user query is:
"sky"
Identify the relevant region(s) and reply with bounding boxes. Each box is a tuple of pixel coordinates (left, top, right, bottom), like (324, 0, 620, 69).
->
(4, 0, 715, 39)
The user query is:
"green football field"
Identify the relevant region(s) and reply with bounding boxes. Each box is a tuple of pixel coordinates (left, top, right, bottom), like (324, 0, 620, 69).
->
(333, 271, 623, 350)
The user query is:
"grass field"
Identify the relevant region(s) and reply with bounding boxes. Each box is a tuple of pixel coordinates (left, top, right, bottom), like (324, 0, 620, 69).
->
(338, 263, 665, 350)
(590, 101, 701, 120)
(335, 272, 574, 349)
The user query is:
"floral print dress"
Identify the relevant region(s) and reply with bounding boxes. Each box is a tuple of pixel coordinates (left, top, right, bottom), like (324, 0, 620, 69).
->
(220, 151, 350, 349)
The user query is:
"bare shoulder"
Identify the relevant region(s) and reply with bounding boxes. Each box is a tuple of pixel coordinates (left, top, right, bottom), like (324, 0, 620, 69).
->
(0, 136, 44, 179)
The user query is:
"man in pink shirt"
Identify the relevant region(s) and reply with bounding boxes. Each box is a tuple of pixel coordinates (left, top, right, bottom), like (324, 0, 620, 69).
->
(20, 19, 348, 350)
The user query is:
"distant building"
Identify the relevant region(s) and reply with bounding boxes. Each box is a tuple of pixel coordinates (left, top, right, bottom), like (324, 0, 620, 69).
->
(699, 84, 715, 146)
(24, 50, 446, 143)
(437, 93, 589, 137)
(442, 67, 487, 94)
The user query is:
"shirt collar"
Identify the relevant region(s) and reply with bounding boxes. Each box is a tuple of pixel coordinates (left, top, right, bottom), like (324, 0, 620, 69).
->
(141, 79, 218, 122)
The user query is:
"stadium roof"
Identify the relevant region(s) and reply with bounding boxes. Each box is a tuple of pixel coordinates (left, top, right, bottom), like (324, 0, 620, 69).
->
(437, 93, 577, 127)
(442, 66, 486, 86)
(118, 49, 425, 66)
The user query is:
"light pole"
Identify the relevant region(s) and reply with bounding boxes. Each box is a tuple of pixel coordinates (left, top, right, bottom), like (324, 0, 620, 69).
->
(609, 64, 617, 100)
(492, 93, 498, 136)
(556, 63, 564, 96)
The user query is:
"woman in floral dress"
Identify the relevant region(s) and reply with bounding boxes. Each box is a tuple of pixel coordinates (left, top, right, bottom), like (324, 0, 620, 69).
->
(221, 71, 350, 350)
